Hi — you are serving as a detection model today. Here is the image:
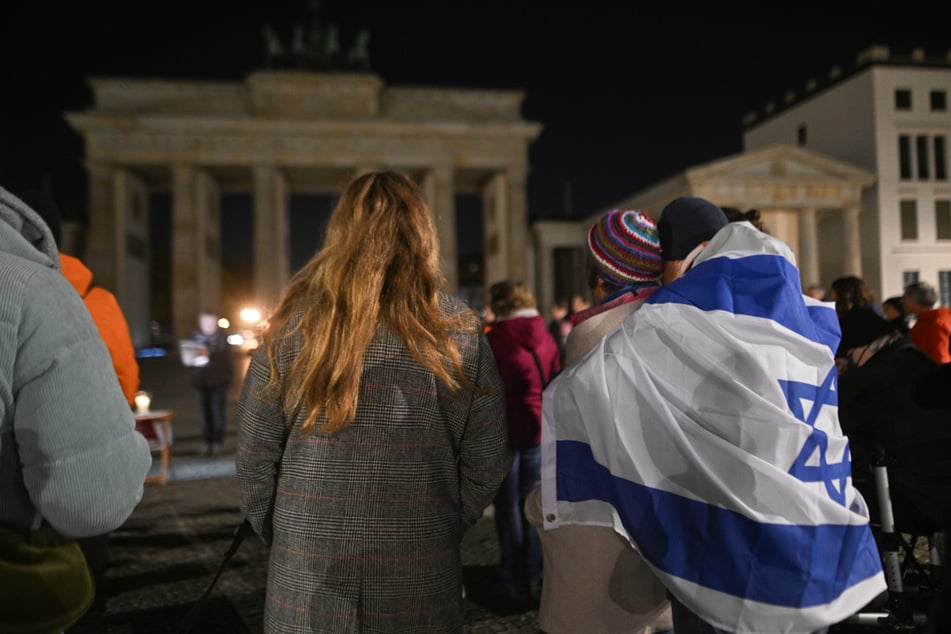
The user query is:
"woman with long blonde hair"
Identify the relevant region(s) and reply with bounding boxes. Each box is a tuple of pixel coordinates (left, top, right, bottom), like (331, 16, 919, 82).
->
(237, 170, 511, 632)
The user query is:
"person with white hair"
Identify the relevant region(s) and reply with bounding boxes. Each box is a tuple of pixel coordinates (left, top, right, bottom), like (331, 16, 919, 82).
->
(903, 280, 951, 364)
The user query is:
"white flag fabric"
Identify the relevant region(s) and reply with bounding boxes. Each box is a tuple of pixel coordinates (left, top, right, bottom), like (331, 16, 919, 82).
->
(540, 222, 885, 634)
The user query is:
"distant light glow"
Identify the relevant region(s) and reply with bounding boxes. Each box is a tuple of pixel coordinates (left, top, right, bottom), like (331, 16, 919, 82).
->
(227, 333, 245, 346)
(218, 317, 230, 329)
(240, 307, 262, 324)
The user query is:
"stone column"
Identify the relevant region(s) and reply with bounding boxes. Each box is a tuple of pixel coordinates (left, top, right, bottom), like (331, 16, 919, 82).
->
(114, 168, 151, 347)
(253, 165, 290, 312)
(842, 206, 862, 276)
(172, 165, 199, 339)
(533, 228, 554, 321)
(171, 166, 223, 339)
(196, 170, 223, 315)
(504, 168, 530, 286)
(84, 162, 117, 291)
(482, 172, 507, 287)
(422, 166, 458, 291)
(797, 207, 820, 289)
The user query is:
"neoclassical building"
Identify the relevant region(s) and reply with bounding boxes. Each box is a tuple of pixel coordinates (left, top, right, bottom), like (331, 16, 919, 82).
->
(66, 72, 541, 345)
(743, 45, 951, 304)
(532, 144, 876, 315)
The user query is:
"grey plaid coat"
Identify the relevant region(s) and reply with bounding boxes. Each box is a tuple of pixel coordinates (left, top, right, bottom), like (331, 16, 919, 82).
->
(237, 294, 511, 633)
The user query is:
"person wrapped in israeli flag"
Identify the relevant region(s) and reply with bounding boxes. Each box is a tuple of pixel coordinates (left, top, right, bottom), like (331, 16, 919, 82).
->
(540, 221, 885, 634)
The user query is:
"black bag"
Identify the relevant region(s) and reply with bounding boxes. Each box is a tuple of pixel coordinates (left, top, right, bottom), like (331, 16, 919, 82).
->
(0, 522, 94, 633)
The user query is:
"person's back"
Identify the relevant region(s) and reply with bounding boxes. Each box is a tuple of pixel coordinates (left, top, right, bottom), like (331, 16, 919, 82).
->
(525, 209, 670, 634)
(17, 188, 140, 406)
(17, 187, 144, 632)
(60, 253, 140, 404)
(836, 309, 951, 533)
(237, 171, 510, 632)
(540, 219, 886, 633)
(0, 186, 151, 564)
(485, 280, 559, 601)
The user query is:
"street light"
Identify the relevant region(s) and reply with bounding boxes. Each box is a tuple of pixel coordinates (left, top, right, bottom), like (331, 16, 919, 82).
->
(231, 305, 266, 353)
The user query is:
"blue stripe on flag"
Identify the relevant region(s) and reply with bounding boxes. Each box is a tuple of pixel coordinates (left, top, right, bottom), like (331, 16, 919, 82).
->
(647, 254, 841, 354)
(556, 439, 882, 608)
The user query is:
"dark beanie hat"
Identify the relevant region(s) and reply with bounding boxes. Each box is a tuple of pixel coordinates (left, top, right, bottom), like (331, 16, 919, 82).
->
(18, 188, 62, 247)
(837, 308, 895, 355)
(657, 196, 729, 261)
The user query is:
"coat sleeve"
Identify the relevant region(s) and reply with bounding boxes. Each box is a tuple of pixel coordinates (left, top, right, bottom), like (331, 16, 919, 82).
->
(15, 268, 151, 538)
(236, 346, 285, 544)
(459, 334, 512, 529)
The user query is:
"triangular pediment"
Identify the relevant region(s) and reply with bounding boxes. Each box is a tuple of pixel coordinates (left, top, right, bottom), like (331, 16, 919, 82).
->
(685, 143, 875, 184)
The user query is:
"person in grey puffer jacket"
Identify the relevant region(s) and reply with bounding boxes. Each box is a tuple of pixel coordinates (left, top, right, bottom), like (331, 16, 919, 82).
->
(0, 185, 151, 545)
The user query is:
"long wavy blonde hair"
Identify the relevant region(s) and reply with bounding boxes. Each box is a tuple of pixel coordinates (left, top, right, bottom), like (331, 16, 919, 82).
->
(263, 170, 478, 433)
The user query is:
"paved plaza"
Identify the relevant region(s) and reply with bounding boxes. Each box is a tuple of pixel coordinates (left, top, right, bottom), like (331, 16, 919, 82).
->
(99, 352, 540, 632)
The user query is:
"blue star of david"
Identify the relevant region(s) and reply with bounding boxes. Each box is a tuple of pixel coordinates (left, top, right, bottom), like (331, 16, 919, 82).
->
(778, 368, 851, 506)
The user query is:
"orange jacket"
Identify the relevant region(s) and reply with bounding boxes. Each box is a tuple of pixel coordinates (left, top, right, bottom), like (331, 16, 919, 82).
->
(59, 253, 140, 405)
(908, 306, 951, 365)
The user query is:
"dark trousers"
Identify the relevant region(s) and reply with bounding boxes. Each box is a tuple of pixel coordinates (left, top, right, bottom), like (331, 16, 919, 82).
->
(493, 445, 542, 592)
(195, 385, 228, 446)
(65, 534, 110, 633)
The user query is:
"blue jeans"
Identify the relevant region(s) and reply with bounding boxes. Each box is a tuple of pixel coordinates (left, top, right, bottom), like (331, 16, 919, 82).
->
(493, 445, 542, 592)
(670, 594, 828, 634)
(195, 385, 228, 446)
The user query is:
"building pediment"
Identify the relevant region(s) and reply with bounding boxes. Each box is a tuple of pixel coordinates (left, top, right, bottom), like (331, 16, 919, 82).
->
(685, 143, 875, 185)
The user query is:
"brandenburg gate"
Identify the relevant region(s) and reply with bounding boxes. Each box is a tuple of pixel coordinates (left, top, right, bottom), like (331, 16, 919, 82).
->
(66, 72, 542, 345)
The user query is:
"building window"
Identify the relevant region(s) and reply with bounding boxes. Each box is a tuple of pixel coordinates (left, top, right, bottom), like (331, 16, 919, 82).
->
(900, 200, 918, 240)
(936, 136, 947, 180)
(937, 200, 951, 240)
(899, 135, 912, 179)
(895, 88, 912, 110)
(931, 90, 947, 111)
(940, 271, 951, 307)
(903, 270, 919, 289)
(797, 124, 807, 146)
(917, 135, 930, 179)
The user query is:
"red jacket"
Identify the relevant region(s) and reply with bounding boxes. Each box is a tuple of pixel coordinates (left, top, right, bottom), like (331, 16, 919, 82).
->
(60, 253, 140, 405)
(487, 312, 561, 448)
(909, 306, 951, 365)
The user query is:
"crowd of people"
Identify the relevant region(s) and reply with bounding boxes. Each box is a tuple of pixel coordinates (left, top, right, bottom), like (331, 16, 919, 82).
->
(2, 171, 949, 633)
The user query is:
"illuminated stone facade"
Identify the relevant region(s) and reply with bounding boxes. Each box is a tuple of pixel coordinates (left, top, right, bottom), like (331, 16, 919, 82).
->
(67, 72, 541, 343)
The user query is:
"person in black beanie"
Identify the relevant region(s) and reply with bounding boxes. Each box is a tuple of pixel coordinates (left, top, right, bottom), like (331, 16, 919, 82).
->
(656, 196, 729, 285)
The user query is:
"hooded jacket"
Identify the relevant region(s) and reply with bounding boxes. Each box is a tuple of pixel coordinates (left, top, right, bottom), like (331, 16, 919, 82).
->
(59, 253, 139, 405)
(0, 186, 151, 538)
(487, 309, 561, 447)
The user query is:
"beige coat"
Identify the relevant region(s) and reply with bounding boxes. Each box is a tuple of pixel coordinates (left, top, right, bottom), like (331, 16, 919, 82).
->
(527, 297, 672, 634)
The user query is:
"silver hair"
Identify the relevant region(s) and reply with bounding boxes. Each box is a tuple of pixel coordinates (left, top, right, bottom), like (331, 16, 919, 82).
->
(903, 281, 937, 307)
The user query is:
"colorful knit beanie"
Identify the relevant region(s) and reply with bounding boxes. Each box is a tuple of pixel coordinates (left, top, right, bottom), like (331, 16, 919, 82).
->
(587, 209, 663, 287)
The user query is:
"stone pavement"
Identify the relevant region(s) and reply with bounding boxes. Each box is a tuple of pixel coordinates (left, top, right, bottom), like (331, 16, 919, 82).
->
(99, 352, 540, 633)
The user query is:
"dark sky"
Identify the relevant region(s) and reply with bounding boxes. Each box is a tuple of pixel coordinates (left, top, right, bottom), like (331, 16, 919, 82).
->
(1, 1, 947, 225)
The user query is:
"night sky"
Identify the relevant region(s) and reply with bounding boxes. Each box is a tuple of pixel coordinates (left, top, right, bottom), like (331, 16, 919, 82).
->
(1, 1, 947, 240)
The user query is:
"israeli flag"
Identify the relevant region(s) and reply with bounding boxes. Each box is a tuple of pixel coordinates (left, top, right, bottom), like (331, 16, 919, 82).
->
(540, 222, 885, 634)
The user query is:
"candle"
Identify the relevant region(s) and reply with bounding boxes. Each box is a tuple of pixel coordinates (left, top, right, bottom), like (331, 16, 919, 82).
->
(134, 391, 151, 414)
